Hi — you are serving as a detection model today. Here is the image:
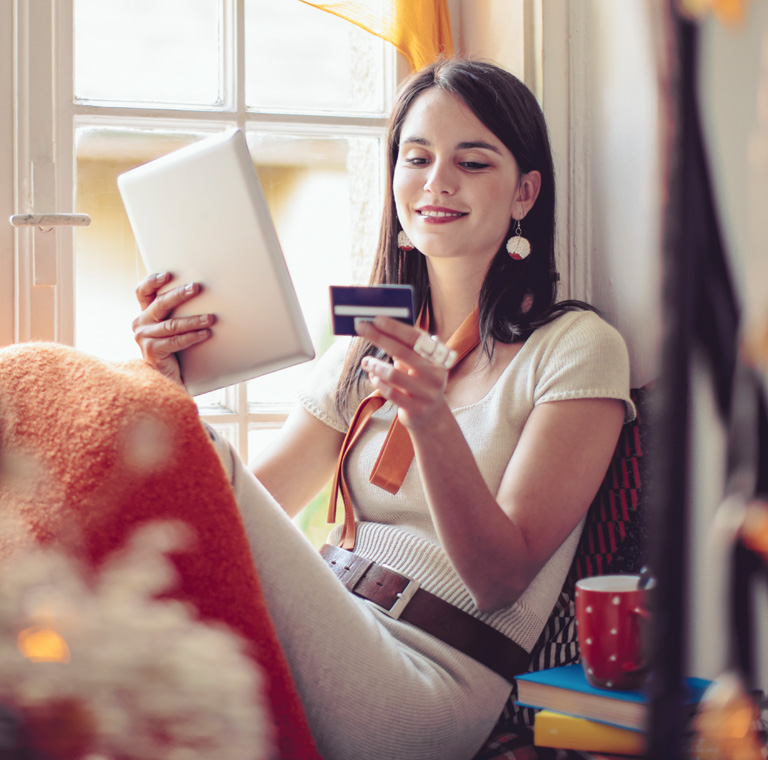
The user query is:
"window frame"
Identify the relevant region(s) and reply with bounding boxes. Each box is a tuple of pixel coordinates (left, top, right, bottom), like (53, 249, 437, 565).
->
(9, 0, 400, 463)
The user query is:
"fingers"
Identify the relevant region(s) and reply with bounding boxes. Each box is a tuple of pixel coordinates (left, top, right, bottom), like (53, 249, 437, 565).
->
(135, 277, 204, 325)
(355, 316, 427, 366)
(356, 316, 456, 375)
(362, 355, 435, 399)
(134, 311, 214, 359)
(135, 271, 170, 310)
(139, 324, 213, 359)
(132, 272, 214, 388)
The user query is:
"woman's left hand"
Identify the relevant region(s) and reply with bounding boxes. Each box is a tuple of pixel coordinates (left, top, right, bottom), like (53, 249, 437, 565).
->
(355, 316, 452, 431)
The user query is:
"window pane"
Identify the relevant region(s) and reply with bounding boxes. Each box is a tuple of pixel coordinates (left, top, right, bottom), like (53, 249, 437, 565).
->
(245, 130, 381, 407)
(196, 386, 238, 414)
(74, 126, 227, 362)
(74, 126, 381, 405)
(248, 424, 282, 462)
(245, 0, 385, 113)
(74, 0, 222, 107)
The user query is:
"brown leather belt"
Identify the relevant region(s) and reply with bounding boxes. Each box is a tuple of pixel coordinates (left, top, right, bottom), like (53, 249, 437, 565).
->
(320, 543, 529, 683)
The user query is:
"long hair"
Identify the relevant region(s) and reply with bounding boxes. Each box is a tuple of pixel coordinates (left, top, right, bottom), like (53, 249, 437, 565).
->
(336, 58, 593, 412)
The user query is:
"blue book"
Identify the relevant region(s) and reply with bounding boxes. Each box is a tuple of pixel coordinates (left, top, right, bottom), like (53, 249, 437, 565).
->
(516, 663, 712, 731)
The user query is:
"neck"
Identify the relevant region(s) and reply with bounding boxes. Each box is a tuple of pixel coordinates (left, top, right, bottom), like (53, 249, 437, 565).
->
(425, 258, 485, 340)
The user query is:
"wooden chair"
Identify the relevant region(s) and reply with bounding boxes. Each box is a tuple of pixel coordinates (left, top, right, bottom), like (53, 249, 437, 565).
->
(474, 386, 652, 760)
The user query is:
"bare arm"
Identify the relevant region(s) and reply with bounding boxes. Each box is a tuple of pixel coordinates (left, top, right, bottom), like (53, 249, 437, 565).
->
(409, 396, 624, 612)
(358, 316, 624, 613)
(250, 405, 345, 519)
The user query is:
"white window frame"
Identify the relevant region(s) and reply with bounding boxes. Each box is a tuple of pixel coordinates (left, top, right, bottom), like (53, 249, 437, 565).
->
(7, 0, 401, 463)
(1, 0, 14, 348)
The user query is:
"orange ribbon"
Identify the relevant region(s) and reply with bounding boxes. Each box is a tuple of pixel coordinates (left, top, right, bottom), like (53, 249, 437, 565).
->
(328, 305, 480, 549)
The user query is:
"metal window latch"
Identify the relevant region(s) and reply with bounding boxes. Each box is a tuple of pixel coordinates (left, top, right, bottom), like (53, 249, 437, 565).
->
(10, 213, 91, 231)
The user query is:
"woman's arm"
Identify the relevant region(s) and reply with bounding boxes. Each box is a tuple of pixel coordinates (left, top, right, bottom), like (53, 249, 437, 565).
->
(409, 396, 624, 612)
(250, 405, 345, 519)
(357, 316, 624, 614)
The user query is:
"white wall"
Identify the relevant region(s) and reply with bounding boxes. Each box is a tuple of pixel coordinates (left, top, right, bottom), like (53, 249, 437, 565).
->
(569, 2, 663, 389)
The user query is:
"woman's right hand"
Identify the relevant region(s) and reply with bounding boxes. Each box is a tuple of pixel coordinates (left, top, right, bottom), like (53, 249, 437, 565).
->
(132, 272, 214, 387)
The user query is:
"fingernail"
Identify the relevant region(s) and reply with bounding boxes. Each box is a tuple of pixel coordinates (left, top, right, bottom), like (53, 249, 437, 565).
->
(154, 272, 168, 281)
(361, 357, 371, 370)
(198, 314, 211, 325)
(355, 320, 371, 336)
(184, 283, 195, 294)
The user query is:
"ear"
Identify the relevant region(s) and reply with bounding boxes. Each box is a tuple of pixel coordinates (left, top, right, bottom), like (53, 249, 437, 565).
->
(513, 170, 542, 220)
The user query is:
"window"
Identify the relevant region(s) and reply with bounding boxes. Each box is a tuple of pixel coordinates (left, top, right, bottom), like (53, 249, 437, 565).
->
(13, 1, 396, 469)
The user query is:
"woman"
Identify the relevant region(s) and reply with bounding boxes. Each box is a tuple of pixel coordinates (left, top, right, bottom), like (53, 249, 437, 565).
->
(132, 59, 633, 760)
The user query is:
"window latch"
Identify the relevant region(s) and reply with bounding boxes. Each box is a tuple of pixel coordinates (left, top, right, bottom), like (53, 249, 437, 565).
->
(10, 213, 91, 232)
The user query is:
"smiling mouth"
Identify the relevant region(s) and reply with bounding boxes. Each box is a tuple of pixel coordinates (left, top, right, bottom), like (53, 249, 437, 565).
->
(416, 209, 467, 219)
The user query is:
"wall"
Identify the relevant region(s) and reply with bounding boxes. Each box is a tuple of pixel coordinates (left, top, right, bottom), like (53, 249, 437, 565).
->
(568, 2, 663, 389)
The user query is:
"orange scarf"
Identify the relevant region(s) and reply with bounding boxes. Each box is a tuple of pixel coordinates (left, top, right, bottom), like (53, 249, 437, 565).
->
(328, 306, 480, 549)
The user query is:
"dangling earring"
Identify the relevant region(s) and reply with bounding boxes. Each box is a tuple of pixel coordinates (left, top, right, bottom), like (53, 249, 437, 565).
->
(398, 230, 414, 252)
(506, 219, 531, 260)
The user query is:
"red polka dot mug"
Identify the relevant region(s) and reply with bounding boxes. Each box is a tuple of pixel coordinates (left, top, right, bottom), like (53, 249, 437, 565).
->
(575, 574, 652, 690)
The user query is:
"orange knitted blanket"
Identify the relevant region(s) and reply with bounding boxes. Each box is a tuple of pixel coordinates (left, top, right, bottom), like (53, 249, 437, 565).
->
(0, 341, 320, 759)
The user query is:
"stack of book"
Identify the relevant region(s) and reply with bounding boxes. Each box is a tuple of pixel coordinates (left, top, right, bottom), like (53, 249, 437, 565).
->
(515, 663, 712, 756)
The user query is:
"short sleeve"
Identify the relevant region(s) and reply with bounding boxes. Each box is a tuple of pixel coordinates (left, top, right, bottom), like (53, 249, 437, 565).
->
(297, 338, 355, 434)
(532, 311, 636, 422)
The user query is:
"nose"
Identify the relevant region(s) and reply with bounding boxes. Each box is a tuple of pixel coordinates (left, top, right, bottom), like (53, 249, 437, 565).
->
(423, 159, 457, 195)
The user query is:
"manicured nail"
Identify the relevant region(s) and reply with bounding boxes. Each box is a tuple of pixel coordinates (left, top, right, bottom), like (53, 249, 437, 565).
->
(355, 320, 371, 336)
(154, 272, 168, 281)
(198, 314, 212, 325)
(184, 283, 195, 294)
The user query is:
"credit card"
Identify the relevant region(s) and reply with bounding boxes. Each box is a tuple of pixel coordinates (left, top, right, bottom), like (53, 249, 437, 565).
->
(329, 285, 416, 335)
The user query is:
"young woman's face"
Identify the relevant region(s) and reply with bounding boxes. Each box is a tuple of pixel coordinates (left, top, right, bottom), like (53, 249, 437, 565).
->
(393, 88, 526, 268)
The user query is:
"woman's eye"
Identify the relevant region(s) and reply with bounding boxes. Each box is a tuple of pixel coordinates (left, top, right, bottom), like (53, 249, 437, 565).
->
(405, 156, 429, 166)
(461, 161, 490, 170)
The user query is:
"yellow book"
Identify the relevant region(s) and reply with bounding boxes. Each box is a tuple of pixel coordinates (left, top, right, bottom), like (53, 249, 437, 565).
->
(534, 710, 646, 755)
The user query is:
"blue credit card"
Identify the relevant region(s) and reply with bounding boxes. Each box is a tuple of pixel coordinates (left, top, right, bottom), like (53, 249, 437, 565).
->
(329, 285, 416, 335)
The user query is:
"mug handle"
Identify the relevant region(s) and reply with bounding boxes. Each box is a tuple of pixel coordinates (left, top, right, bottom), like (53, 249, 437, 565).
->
(633, 604, 651, 621)
(631, 604, 652, 672)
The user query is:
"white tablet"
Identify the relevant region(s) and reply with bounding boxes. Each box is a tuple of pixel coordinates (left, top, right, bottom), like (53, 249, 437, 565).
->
(118, 128, 315, 396)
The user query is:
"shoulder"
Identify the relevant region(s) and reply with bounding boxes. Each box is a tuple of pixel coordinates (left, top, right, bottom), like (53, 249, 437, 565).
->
(533, 308, 628, 358)
(527, 309, 635, 421)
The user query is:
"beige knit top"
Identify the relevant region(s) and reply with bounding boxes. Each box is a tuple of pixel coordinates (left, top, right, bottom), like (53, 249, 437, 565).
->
(299, 310, 635, 652)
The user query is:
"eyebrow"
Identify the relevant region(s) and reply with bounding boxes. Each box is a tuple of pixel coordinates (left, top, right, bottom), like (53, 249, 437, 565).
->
(400, 137, 503, 155)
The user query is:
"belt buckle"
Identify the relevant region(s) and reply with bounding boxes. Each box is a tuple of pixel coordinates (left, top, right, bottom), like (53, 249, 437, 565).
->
(372, 566, 420, 620)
